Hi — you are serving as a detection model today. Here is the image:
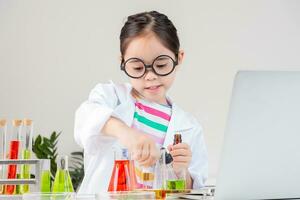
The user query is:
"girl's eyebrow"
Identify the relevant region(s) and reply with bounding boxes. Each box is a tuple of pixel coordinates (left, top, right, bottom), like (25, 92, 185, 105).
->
(128, 59, 141, 63)
(156, 57, 170, 61)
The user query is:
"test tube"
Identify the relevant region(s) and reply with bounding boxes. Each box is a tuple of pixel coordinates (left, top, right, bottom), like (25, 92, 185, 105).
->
(0, 119, 7, 194)
(20, 119, 33, 193)
(5, 119, 22, 195)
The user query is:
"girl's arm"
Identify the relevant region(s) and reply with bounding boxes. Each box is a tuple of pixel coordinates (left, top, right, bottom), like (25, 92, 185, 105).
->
(74, 82, 159, 166)
(102, 116, 160, 166)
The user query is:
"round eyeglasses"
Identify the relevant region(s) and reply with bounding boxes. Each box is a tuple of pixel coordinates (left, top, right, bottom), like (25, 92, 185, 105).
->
(120, 55, 178, 79)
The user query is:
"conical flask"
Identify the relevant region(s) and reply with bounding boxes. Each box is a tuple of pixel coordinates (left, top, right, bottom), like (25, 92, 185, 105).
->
(52, 155, 74, 192)
(108, 148, 137, 192)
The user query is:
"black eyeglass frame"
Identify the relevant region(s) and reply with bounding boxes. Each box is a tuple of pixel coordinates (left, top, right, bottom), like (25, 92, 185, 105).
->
(120, 54, 179, 79)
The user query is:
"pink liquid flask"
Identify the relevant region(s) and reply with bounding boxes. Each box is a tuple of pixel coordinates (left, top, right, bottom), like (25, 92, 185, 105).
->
(108, 148, 137, 192)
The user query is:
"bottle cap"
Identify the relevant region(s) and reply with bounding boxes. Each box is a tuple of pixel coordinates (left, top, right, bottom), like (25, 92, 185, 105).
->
(173, 133, 182, 145)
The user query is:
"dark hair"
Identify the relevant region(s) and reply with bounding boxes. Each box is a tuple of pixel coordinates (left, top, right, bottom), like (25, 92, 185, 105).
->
(120, 11, 180, 59)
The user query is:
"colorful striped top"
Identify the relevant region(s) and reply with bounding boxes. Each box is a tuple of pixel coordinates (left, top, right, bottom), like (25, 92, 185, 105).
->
(131, 97, 172, 188)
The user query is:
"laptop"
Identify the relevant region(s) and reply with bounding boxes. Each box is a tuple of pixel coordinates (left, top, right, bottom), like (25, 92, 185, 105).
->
(214, 71, 300, 200)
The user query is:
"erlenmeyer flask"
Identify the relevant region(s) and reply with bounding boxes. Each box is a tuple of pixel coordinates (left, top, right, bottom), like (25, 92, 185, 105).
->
(52, 155, 74, 192)
(108, 148, 137, 192)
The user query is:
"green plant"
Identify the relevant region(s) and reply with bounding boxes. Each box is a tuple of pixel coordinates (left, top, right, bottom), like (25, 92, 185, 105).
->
(32, 131, 85, 191)
(69, 151, 84, 191)
(32, 131, 60, 182)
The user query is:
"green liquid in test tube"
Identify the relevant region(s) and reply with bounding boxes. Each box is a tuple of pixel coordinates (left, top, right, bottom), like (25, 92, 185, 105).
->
(21, 149, 31, 193)
(15, 173, 21, 194)
(52, 155, 74, 193)
(40, 159, 51, 192)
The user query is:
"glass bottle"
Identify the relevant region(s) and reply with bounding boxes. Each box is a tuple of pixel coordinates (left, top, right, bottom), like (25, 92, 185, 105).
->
(5, 119, 22, 195)
(108, 148, 137, 192)
(0, 119, 7, 194)
(20, 119, 33, 193)
(52, 155, 74, 192)
(40, 159, 51, 192)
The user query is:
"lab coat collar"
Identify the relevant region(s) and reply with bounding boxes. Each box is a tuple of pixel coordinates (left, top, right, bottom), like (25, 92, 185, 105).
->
(162, 98, 195, 148)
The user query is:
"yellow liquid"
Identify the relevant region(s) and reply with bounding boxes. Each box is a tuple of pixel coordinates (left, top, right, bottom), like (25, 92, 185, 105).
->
(40, 170, 51, 192)
(153, 189, 167, 200)
(0, 185, 4, 194)
(52, 169, 74, 192)
(0, 165, 4, 194)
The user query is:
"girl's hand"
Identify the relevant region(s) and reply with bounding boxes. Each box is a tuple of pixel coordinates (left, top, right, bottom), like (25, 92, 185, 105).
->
(168, 143, 192, 174)
(119, 129, 160, 167)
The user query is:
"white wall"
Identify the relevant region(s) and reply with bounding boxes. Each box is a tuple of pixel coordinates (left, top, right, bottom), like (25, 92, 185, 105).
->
(1, 0, 300, 184)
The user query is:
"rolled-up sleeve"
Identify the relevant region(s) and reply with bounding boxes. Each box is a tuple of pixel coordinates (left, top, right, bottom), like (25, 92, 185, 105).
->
(74, 83, 119, 154)
(188, 125, 208, 189)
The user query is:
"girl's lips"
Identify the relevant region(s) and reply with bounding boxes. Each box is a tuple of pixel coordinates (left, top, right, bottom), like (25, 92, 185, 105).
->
(145, 85, 162, 91)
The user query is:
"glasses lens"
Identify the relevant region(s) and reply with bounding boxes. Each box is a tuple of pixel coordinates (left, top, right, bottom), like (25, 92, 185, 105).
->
(153, 56, 174, 75)
(124, 59, 145, 78)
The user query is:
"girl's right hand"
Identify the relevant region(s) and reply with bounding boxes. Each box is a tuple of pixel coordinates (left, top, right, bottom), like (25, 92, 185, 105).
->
(119, 129, 160, 167)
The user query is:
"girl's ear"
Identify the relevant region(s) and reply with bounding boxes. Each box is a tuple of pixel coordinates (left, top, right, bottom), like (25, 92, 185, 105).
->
(177, 50, 185, 65)
(119, 55, 123, 62)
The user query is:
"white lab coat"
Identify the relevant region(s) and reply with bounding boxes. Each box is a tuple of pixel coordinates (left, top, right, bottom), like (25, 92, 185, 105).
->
(74, 81, 208, 194)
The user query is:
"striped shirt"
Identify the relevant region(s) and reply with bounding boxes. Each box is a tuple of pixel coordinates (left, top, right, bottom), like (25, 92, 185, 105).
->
(131, 97, 172, 188)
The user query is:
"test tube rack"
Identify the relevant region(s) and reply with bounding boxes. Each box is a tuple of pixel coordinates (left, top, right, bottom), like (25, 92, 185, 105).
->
(0, 159, 47, 199)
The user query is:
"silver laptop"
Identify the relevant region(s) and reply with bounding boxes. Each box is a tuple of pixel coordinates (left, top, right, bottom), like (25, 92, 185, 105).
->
(215, 71, 300, 200)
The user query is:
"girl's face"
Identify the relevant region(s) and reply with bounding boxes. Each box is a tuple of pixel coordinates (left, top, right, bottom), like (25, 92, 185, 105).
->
(123, 33, 184, 105)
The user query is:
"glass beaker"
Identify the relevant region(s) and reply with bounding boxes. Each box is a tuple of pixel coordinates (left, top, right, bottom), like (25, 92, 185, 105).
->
(5, 119, 22, 195)
(108, 148, 137, 192)
(0, 119, 7, 194)
(40, 159, 51, 193)
(52, 155, 74, 192)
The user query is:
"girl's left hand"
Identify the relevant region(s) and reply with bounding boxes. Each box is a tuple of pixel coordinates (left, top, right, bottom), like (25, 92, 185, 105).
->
(167, 143, 192, 174)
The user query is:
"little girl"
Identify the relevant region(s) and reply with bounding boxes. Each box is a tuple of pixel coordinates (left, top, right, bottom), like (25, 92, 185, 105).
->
(74, 10, 208, 194)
